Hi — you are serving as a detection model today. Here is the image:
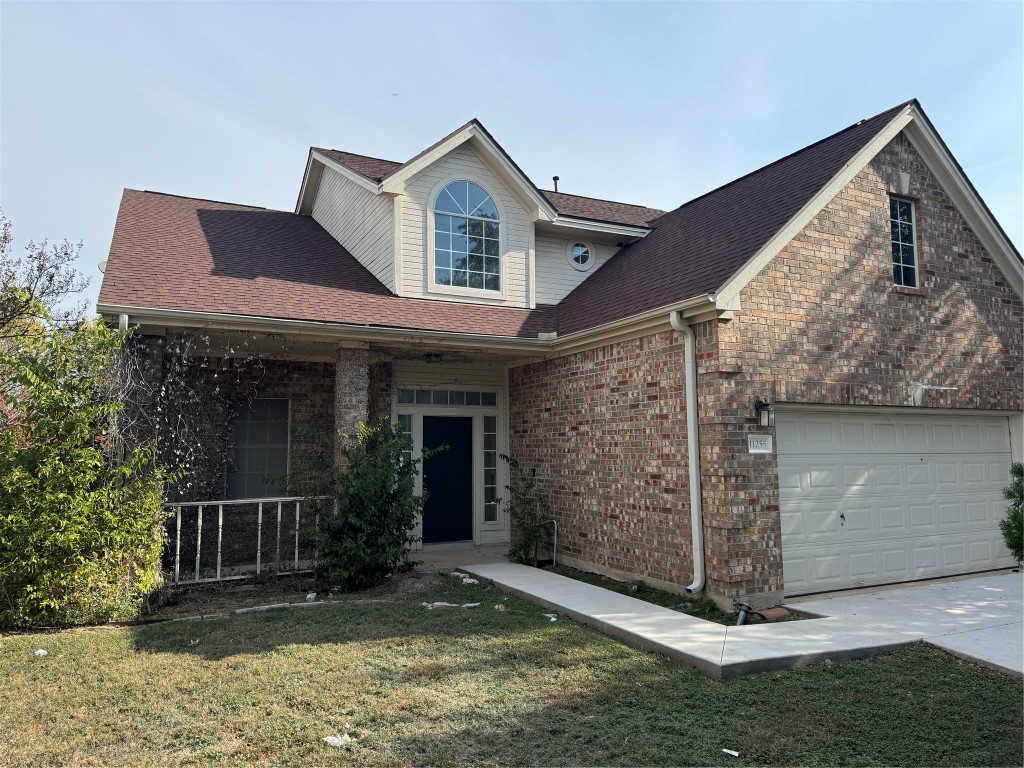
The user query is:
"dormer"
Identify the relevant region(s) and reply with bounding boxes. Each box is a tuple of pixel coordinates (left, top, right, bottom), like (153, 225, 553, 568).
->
(295, 120, 663, 308)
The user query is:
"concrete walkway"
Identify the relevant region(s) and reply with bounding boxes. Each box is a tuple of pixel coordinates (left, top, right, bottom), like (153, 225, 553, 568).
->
(460, 563, 917, 679)
(789, 571, 1023, 676)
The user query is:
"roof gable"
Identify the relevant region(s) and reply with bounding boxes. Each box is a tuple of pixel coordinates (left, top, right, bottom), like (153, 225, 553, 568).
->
(301, 122, 665, 230)
(555, 100, 1023, 336)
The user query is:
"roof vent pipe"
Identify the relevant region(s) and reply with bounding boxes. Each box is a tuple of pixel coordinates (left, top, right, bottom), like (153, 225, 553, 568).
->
(669, 310, 706, 595)
(552, 175, 559, 193)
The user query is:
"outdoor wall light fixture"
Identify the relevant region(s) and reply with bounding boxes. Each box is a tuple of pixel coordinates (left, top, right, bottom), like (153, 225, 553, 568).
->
(754, 399, 774, 427)
(423, 353, 443, 364)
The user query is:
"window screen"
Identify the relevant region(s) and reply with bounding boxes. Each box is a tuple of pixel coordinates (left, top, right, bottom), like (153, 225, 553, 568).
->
(226, 399, 289, 499)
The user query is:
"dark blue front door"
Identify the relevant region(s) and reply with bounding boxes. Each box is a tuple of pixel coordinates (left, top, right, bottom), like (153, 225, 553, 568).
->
(422, 416, 474, 543)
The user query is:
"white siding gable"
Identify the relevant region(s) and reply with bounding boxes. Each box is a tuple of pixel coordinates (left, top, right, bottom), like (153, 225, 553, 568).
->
(398, 144, 533, 308)
(312, 166, 395, 292)
(534, 235, 620, 305)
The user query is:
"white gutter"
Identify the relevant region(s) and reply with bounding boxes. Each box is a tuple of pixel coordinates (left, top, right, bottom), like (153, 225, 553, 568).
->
(98, 294, 726, 358)
(547, 216, 652, 239)
(669, 310, 705, 594)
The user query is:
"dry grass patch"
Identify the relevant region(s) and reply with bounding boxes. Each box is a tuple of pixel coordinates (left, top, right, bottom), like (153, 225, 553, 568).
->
(1, 575, 1020, 767)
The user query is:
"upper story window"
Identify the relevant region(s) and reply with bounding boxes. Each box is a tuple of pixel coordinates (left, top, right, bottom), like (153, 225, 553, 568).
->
(890, 197, 918, 288)
(434, 181, 500, 291)
(568, 242, 594, 271)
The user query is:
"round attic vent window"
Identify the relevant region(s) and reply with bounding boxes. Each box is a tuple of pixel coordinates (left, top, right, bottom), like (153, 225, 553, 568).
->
(569, 242, 593, 271)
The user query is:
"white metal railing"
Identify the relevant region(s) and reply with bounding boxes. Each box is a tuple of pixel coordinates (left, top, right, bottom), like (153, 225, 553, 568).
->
(163, 496, 333, 584)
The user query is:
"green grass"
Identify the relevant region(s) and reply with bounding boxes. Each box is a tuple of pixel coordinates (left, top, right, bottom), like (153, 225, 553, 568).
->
(1, 574, 1020, 767)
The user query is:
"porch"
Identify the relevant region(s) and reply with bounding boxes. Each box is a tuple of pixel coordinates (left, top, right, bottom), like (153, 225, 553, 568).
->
(141, 329, 539, 576)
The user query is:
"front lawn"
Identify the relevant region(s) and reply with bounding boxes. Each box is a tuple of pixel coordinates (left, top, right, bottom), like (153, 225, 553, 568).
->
(1, 574, 1020, 767)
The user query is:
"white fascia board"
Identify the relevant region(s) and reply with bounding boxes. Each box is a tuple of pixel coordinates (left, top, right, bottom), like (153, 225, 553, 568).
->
(902, 111, 1024, 296)
(380, 126, 558, 222)
(715, 106, 915, 309)
(310, 151, 383, 195)
(294, 151, 322, 215)
(549, 216, 651, 239)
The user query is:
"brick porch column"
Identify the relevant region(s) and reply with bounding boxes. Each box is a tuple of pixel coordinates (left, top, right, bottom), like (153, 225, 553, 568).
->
(334, 344, 370, 469)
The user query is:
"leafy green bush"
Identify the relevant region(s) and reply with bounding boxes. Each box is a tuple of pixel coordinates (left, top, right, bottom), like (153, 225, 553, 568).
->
(0, 320, 166, 627)
(1000, 462, 1023, 563)
(308, 417, 433, 591)
(500, 455, 553, 566)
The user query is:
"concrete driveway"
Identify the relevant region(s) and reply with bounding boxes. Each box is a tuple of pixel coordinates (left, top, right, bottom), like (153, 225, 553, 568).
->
(788, 571, 1023, 676)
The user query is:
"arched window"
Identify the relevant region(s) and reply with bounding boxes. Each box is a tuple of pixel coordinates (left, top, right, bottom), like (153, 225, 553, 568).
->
(434, 181, 500, 291)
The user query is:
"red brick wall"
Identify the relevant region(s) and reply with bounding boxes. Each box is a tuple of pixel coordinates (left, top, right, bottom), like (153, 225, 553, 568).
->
(698, 133, 1022, 604)
(733, 133, 1022, 409)
(510, 132, 1022, 606)
(508, 331, 695, 588)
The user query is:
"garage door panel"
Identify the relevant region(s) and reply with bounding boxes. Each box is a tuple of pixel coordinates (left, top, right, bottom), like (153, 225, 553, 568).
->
(913, 545, 939, 570)
(982, 423, 1011, 446)
(962, 462, 987, 484)
(839, 421, 867, 445)
(937, 502, 963, 526)
(779, 408, 1014, 595)
(872, 423, 899, 448)
(879, 505, 904, 530)
(876, 465, 901, 487)
(813, 554, 841, 583)
(935, 462, 958, 484)
(849, 551, 877, 578)
(959, 424, 983, 446)
(942, 542, 965, 567)
(909, 503, 936, 529)
(990, 462, 1011, 484)
(969, 540, 993, 562)
(845, 505, 873, 533)
(881, 547, 908, 577)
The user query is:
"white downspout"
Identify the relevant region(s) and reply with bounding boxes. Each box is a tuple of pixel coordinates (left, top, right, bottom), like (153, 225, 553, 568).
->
(669, 310, 705, 594)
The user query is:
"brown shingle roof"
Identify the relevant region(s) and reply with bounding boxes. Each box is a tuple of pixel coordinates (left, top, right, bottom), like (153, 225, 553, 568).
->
(312, 142, 665, 229)
(539, 190, 665, 228)
(554, 102, 912, 335)
(312, 149, 400, 183)
(101, 103, 916, 342)
(98, 190, 555, 338)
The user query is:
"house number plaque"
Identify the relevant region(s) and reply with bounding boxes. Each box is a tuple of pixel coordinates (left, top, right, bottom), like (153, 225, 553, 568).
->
(747, 434, 773, 454)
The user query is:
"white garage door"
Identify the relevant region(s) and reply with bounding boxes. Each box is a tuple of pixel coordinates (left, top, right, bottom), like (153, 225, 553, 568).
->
(778, 408, 1014, 595)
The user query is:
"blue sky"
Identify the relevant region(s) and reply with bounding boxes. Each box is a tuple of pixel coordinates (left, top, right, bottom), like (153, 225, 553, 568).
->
(2, 1, 1021, 311)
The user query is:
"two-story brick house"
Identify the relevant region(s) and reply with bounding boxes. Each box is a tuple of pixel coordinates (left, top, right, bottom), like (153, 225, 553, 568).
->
(98, 100, 1023, 607)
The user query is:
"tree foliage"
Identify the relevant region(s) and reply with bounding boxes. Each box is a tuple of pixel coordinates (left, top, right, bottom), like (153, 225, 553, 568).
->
(0, 319, 168, 626)
(1000, 462, 1023, 563)
(0, 210, 88, 349)
(295, 417, 433, 591)
(0, 213, 167, 627)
